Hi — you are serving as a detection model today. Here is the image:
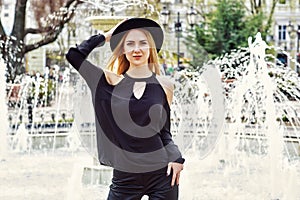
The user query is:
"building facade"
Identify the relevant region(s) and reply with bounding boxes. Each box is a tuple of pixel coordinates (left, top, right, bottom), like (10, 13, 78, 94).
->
(272, 0, 300, 73)
(1, 0, 300, 74)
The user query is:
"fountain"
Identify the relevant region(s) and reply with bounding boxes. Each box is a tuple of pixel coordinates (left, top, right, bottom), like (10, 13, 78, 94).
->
(0, 0, 300, 199)
(4, 64, 75, 153)
(0, 58, 8, 160)
(176, 33, 300, 199)
(61, 0, 300, 194)
(11, 122, 31, 153)
(67, 30, 299, 199)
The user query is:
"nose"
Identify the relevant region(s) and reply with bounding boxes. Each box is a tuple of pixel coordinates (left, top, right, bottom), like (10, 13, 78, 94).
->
(133, 44, 141, 52)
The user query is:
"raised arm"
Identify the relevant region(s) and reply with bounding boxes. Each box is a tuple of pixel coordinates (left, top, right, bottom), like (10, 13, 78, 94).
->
(65, 19, 127, 89)
(65, 34, 106, 71)
(65, 17, 124, 69)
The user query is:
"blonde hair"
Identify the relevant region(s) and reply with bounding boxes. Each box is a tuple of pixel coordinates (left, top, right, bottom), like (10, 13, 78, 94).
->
(106, 28, 161, 75)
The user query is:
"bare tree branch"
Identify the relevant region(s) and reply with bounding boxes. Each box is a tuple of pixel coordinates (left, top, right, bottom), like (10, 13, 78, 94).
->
(250, 0, 255, 14)
(65, 0, 83, 7)
(265, 0, 278, 34)
(24, 27, 52, 35)
(24, 0, 82, 53)
(0, 0, 85, 81)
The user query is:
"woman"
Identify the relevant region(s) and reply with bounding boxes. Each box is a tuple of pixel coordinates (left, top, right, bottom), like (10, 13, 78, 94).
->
(66, 18, 184, 200)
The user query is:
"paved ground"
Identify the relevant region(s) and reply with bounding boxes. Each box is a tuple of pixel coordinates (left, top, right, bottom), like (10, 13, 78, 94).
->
(1, 148, 300, 200)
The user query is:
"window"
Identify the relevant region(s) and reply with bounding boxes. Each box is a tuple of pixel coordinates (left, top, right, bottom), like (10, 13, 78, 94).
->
(4, 13, 9, 17)
(277, 53, 288, 66)
(278, 25, 286, 40)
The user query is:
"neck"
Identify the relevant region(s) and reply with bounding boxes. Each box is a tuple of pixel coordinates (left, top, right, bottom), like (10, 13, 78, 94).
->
(126, 65, 153, 78)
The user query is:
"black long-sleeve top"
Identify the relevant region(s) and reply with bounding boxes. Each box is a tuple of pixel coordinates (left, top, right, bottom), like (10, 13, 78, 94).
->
(66, 34, 184, 173)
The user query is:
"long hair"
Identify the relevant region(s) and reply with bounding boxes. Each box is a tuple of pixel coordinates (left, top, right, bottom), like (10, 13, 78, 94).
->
(106, 28, 161, 75)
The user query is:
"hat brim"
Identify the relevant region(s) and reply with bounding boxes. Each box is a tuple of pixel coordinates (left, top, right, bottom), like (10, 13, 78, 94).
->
(110, 18, 164, 53)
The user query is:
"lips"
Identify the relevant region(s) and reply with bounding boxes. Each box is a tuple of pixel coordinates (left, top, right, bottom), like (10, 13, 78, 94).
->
(133, 55, 142, 59)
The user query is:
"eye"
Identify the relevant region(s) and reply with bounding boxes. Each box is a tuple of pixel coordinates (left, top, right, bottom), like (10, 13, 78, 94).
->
(140, 41, 148, 45)
(126, 42, 134, 46)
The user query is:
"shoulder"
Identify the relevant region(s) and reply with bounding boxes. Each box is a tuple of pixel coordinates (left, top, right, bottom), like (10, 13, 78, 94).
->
(103, 69, 124, 85)
(156, 75, 174, 91)
(156, 75, 174, 105)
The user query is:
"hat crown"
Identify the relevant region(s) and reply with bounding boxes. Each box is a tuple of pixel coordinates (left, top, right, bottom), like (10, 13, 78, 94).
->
(110, 18, 164, 53)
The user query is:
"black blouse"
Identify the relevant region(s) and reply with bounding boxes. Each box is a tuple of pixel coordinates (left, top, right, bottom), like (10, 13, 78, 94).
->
(66, 34, 184, 173)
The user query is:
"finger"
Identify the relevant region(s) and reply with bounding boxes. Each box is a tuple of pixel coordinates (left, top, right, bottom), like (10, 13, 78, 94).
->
(176, 172, 180, 185)
(171, 171, 176, 187)
(166, 163, 171, 176)
(105, 18, 128, 40)
(104, 34, 112, 43)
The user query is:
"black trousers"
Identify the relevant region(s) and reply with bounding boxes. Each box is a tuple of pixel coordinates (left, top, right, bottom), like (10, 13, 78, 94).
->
(107, 167, 178, 200)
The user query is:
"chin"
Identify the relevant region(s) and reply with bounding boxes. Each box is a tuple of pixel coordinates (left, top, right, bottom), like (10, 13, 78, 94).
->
(132, 62, 147, 67)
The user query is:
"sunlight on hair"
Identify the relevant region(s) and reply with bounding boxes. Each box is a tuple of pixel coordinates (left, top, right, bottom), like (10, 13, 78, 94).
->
(112, 58, 119, 74)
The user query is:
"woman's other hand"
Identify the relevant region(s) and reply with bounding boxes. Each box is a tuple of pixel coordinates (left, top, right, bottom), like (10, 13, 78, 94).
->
(104, 18, 128, 43)
(167, 162, 184, 186)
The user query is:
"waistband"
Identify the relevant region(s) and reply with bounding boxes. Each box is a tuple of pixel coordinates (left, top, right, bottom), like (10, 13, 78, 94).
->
(113, 166, 168, 175)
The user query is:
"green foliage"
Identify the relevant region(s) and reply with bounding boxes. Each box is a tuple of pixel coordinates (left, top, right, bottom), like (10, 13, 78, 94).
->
(241, 12, 266, 43)
(58, 118, 74, 123)
(184, 29, 210, 71)
(185, 0, 265, 70)
(282, 115, 289, 122)
(30, 78, 56, 107)
(209, 0, 245, 54)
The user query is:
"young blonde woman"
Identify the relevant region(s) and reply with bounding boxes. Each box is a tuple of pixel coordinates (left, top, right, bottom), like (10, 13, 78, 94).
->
(66, 18, 184, 200)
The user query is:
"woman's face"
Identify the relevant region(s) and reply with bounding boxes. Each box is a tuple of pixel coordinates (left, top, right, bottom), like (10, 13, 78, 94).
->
(123, 29, 150, 67)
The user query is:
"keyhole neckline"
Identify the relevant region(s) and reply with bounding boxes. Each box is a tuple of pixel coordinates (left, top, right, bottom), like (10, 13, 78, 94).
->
(123, 72, 155, 81)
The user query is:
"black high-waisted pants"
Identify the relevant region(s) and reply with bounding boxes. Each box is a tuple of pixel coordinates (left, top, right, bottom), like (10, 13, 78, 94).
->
(107, 167, 178, 200)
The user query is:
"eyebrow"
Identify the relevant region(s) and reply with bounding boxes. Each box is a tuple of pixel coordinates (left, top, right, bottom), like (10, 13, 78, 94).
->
(125, 40, 148, 43)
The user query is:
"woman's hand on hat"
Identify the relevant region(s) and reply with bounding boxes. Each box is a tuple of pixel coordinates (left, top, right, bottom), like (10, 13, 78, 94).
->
(167, 162, 184, 186)
(104, 18, 128, 43)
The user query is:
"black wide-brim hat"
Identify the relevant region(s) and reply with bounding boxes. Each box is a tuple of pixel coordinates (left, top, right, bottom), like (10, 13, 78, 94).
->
(110, 18, 164, 53)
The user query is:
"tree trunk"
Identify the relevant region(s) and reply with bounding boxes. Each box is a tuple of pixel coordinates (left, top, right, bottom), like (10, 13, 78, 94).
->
(7, 0, 28, 80)
(12, 0, 27, 39)
(0, 0, 81, 82)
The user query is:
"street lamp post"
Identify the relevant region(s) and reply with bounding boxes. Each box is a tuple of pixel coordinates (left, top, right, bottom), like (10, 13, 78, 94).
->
(160, 6, 197, 71)
(295, 28, 300, 54)
(287, 21, 300, 75)
(175, 12, 182, 70)
(288, 22, 300, 53)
